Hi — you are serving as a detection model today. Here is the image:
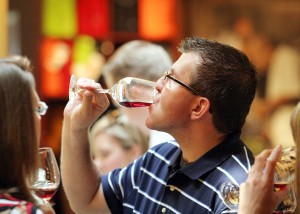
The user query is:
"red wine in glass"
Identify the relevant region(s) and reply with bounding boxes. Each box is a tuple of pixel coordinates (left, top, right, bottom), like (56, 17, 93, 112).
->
(274, 182, 288, 191)
(119, 101, 152, 108)
(33, 184, 58, 202)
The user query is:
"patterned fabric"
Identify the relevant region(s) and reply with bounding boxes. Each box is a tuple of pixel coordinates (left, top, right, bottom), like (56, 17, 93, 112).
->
(0, 193, 43, 214)
(102, 132, 254, 214)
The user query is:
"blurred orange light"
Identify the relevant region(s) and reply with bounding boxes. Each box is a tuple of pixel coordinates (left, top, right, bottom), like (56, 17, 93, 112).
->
(138, 0, 176, 40)
(40, 38, 72, 99)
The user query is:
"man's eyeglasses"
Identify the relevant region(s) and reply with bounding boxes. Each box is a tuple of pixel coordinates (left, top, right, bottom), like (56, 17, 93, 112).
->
(163, 70, 212, 113)
(163, 69, 202, 96)
(36, 101, 48, 116)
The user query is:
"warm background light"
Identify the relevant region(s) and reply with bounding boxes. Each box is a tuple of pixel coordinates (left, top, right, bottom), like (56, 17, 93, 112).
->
(0, 0, 8, 57)
(138, 0, 176, 40)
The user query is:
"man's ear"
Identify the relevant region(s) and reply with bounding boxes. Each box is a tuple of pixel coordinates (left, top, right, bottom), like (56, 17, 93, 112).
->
(191, 97, 211, 120)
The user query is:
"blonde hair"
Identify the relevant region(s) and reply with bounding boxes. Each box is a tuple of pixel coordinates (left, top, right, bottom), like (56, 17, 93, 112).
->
(290, 101, 300, 210)
(291, 102, 300, 148)
(90, 111, 149, 154)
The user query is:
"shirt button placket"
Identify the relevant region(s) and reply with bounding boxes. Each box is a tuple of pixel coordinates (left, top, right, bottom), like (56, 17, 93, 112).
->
(162, 207, 167, 213)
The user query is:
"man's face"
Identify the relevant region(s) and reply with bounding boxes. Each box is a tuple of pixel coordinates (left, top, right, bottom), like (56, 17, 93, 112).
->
(146, 52, 199, 134)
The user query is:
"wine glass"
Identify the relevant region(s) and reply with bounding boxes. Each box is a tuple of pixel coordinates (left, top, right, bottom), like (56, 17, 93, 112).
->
(220, 146, 296, 213)
(69, 75, 156, 108)
(220, 182, 240, 211)
(32, 147, 60, 204)
(273, 146, 297, 213)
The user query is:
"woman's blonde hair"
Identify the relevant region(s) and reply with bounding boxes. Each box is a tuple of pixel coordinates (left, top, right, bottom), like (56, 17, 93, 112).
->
(290, 101, 300, 211)
(90, 111, 149, 154)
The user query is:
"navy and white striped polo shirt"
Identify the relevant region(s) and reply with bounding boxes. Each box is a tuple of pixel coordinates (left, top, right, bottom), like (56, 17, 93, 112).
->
(102, 132, 254, 214)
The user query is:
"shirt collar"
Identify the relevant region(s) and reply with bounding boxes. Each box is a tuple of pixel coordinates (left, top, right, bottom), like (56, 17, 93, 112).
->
(169, 132, 244, 180)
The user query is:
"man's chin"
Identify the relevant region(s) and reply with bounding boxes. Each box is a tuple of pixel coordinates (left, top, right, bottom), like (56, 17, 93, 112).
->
(145, 118, 155, 130)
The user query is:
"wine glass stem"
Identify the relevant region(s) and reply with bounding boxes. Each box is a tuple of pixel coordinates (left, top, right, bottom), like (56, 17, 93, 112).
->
(76, 87, 110, 95)
(95, 88, 110, 94)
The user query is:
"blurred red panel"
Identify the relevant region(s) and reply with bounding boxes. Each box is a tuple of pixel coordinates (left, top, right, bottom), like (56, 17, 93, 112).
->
(77, 0, 110, 39)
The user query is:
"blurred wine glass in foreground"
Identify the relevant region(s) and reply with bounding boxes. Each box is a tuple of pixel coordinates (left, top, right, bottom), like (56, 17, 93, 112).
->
(221, 146, 296, 213)
(32, 147, 60, 204)
(69, 75, 156, 108)
(273, 146, 296, 213)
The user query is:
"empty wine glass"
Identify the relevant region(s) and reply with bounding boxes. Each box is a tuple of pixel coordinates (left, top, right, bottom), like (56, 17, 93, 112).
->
(69, 75, 156, 108)
(220, 146, 296, 213)
(220, 182, 240, 211)
(32, 147, 60, 204)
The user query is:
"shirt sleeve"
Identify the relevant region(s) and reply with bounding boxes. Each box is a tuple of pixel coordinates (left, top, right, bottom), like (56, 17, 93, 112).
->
(102, 155, 144, 213)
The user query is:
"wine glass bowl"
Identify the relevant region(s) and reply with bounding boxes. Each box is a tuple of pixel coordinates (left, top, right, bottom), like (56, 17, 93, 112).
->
(275, 146, 296, 184)
(273, 146, 297, 213)
(69, 75, 156, 108)
(220, 146, 296, 213)
(220, 182, 239, 211)
(32, 147, 60, 203)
